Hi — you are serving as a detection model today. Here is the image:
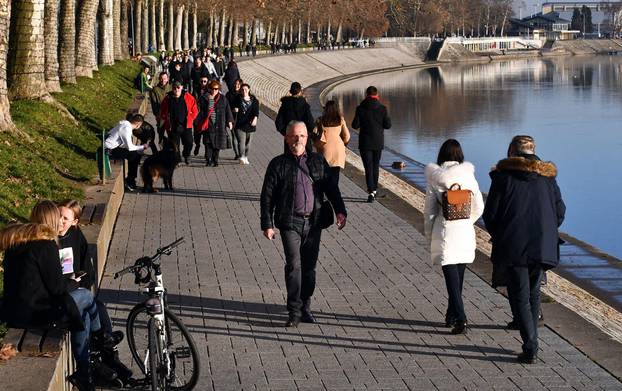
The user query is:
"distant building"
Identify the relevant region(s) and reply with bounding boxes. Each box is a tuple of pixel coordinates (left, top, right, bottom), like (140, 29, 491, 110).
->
(508, 12, 579, 39)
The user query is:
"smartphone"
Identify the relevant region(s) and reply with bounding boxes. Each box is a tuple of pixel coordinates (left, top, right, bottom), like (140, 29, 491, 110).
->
(75, 271, 87, 279)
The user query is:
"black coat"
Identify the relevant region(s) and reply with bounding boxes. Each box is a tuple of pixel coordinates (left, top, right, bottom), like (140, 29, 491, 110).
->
(233, 95, 260, 131)
(1, 239, 82, 330)
(190, 64, 210, 92)
(197, 92, 234, 150)
(59, 226, 95, 290)
(351, 97, 391, 151)
(260, 152, 347, 231)
(483, 156, 566, 271)
(224, 64, 240, 91)
(275, 96, 314, 136)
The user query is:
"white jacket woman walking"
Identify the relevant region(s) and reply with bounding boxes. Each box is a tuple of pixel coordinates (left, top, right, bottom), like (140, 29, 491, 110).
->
(424, 139, 484, 334)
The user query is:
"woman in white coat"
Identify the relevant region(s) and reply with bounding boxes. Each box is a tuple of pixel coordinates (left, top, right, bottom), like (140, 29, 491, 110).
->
(424, 139, 484, 334)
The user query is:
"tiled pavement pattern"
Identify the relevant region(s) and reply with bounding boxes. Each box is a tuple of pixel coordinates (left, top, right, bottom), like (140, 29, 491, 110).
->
(98, 111, 621, 390)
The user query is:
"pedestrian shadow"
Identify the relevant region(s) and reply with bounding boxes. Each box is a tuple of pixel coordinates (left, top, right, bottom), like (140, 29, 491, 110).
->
(146, 188, 261, 201)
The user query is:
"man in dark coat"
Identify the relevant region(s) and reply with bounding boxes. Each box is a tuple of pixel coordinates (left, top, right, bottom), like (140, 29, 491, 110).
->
(275, 82, 315, 153)
(260, 121, 347, 327)
(351, 85, 392, 203)
(483, 135, 566, 364)
(195, 80, 234, 166)
(223, 59, 240, 92)
(159, 81, 199, 164)
(190, 57, 210, 94)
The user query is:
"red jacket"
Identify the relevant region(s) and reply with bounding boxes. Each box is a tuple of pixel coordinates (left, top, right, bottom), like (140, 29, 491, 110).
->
(159, 91, 198, 132)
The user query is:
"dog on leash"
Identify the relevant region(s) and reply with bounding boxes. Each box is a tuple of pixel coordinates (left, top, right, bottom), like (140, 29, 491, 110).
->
(140, 138, 180, 193)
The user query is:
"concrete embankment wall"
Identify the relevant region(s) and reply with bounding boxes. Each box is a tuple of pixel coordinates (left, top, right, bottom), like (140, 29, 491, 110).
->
(552, 38, 622, 55)
(239, 46, 425, 111)
(239, 49, 622, 347)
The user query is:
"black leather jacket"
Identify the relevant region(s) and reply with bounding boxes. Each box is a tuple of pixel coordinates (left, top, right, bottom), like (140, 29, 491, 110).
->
(261, 152, 347, 231)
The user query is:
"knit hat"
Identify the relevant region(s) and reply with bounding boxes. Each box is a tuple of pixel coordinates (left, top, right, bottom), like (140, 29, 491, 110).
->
(508, 135, 535, 157)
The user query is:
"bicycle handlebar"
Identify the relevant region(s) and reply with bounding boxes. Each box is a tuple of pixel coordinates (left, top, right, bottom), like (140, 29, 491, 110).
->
(113, 237, 184, 279)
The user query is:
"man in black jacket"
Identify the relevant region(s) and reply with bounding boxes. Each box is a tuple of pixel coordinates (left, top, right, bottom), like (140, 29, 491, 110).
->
(275, 82, 315, 153)
(261, 121, 347, 327)
(351, 86, 392, 203)
(483, 135, 565, 364)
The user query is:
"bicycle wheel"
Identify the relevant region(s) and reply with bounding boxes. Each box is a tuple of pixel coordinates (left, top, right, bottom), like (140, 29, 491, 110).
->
(148, 318, 166, 391)
(164, 311, 200, 390)
(127, 303, 150, 374)
(127, 305, 200, 390)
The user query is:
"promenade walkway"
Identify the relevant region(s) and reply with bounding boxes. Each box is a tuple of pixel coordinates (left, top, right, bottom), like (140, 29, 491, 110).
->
(98, 110, 621, 390)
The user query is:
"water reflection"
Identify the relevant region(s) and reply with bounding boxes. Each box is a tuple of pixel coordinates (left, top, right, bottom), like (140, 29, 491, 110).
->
(329, 56, 622, 260)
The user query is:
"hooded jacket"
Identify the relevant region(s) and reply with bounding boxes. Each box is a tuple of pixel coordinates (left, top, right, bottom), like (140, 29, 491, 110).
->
(351, 97, 391, 151)
(424, 161, 485, 266)
(483, 156, 566, 269)
(0, 224, 82, 330)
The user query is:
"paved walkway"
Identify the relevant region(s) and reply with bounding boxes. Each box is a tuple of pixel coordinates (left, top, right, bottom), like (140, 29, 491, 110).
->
(98, 111, 621, 390)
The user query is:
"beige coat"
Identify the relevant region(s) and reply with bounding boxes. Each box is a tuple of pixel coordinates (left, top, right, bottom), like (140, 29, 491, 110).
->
(313, 118, 351, 168)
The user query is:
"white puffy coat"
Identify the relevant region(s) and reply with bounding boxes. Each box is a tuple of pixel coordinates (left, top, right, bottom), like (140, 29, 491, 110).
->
(424, 161, 484, 266)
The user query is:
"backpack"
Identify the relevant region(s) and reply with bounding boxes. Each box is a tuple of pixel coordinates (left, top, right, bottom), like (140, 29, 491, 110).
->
(441, 183, 472, 221)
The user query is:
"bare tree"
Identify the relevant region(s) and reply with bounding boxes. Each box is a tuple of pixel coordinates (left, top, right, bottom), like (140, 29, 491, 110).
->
(59, 0, 77, 83)
(45, 0, 62, 92)
(150, 0, 157, 51)
(75, 0, 100, 77)
(113, 0, 124, 60)
(175, 4, 183, 50)
(158, 0, 165, 50)
(8, 0, 47, 99)
(135, 0, 143, 53)
(142, 0, 149, 52)
(99, 0, 115, 65)
(183, 3, 189, 49)
(120, 0, 130, 57)
(219, 7, 227, 47)
(0, 0, 14, 130)
(167, 0, 174, 50)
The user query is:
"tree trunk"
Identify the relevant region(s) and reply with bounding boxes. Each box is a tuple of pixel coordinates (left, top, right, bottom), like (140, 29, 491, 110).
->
(135, 0, 143, 53)
(167, 0, 173, 51)
(212, 15, 218, 46)
(98, 0, 115, 65)
(113, 0, 123, 60)
(336, 21, 343, 43)
(0, 0, 13, 130)
(182, 4, 189, 49)
(306, 16, 311, 43)
(233, 19, 239, 47)
(157, 0, 164, 50)
(149, 0, 156, 51)
(59, 0, 77, 83)
(191, 2, 197, 49)
(266, 20, 272, 44)
(8, 0, 47, 99)
(251, 19, 257, 46)
(228, 15, 234, 46)
(281, 22, 286, 44)
(120, 0, 129, 57)
(44, 0, 61, 92)
(207, 9, 213, 47)
(274, 24, 279, 44)
(288, 20, 293, 43)
(297, 19, 301, 43)
(142, 0, 148, 52)
(243, 20, 249, 47)
(76, 0, 100, 77)
(316, 22, 321, 42)
(219, 8, 226, 47)
(174, 4, 183, 50)
(327, 18, 331, 40)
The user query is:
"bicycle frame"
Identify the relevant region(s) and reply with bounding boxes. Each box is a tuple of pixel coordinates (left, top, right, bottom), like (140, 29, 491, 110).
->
(143, 263, 172, 382)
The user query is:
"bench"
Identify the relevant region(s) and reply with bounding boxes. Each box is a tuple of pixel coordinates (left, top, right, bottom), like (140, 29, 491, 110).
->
(0, 327, 74, 391)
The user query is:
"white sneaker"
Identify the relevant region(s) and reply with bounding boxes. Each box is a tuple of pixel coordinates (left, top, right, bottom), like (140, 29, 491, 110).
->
(243, 157, 250, 165)
(239, 158, 245, 164)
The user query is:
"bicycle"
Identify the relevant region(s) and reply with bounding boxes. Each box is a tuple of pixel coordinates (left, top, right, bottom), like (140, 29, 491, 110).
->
(114, 238, 200, 390)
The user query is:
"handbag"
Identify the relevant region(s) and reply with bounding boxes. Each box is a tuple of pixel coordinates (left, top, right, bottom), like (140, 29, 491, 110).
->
(297, 162, 334, 229)
(441, 183, 472, 221)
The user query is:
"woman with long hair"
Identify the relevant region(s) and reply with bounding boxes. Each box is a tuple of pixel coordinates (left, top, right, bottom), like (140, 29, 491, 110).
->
(312, 100, 350, 185)
(423, 140, 484, 334)
(232, 83, 260, 164)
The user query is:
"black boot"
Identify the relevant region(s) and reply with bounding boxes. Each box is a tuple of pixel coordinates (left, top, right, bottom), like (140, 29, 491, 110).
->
(67, 371, 95, 391)
(91, 329, 118, 350)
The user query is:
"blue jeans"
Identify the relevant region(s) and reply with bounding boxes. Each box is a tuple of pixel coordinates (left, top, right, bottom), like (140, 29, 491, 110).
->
(442, 264, 467, 323)
(507, 265, 543, 356)
(69, 288, 101, 375)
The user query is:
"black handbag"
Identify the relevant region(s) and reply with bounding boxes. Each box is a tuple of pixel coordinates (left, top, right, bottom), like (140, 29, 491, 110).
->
(297, 162, 334, 229)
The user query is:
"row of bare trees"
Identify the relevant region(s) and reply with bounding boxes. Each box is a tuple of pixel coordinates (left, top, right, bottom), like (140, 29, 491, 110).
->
(0, 0, 393, 132)
(385, 0, 513, 37)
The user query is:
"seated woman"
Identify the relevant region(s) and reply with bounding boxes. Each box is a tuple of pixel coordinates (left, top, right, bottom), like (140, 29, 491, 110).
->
(0, 200, 113, 391)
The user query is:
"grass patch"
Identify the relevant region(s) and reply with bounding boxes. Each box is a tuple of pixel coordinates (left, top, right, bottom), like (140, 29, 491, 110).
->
(0, 60, 140, 340)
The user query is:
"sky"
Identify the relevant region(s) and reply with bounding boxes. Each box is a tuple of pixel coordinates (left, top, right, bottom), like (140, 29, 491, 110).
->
(514, 0, 544, 18)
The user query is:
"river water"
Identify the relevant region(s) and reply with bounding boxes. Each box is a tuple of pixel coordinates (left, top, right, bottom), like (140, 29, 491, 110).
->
(328, 56, 622, 261)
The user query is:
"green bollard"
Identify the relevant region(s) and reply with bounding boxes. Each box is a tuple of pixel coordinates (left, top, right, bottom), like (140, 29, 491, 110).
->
(97, 129, 111, 182)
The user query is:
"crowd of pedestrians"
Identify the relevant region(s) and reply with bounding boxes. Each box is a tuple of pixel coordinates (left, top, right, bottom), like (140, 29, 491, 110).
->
(0, 45, 568, 391)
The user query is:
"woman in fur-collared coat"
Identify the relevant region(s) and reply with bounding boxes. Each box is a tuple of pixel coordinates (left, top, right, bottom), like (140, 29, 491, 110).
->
(424, 139, 484, 335)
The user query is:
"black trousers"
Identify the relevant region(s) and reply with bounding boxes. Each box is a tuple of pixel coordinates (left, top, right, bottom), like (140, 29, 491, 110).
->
(108, 147, 141, 185)
(170, 127, 193, 158)
(442, 264, 467, 323)
(280, 217, 322, 318)
(507, 264, 542, 356)
(327, 166, 341, 187)
(360, 149, 382, 193)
